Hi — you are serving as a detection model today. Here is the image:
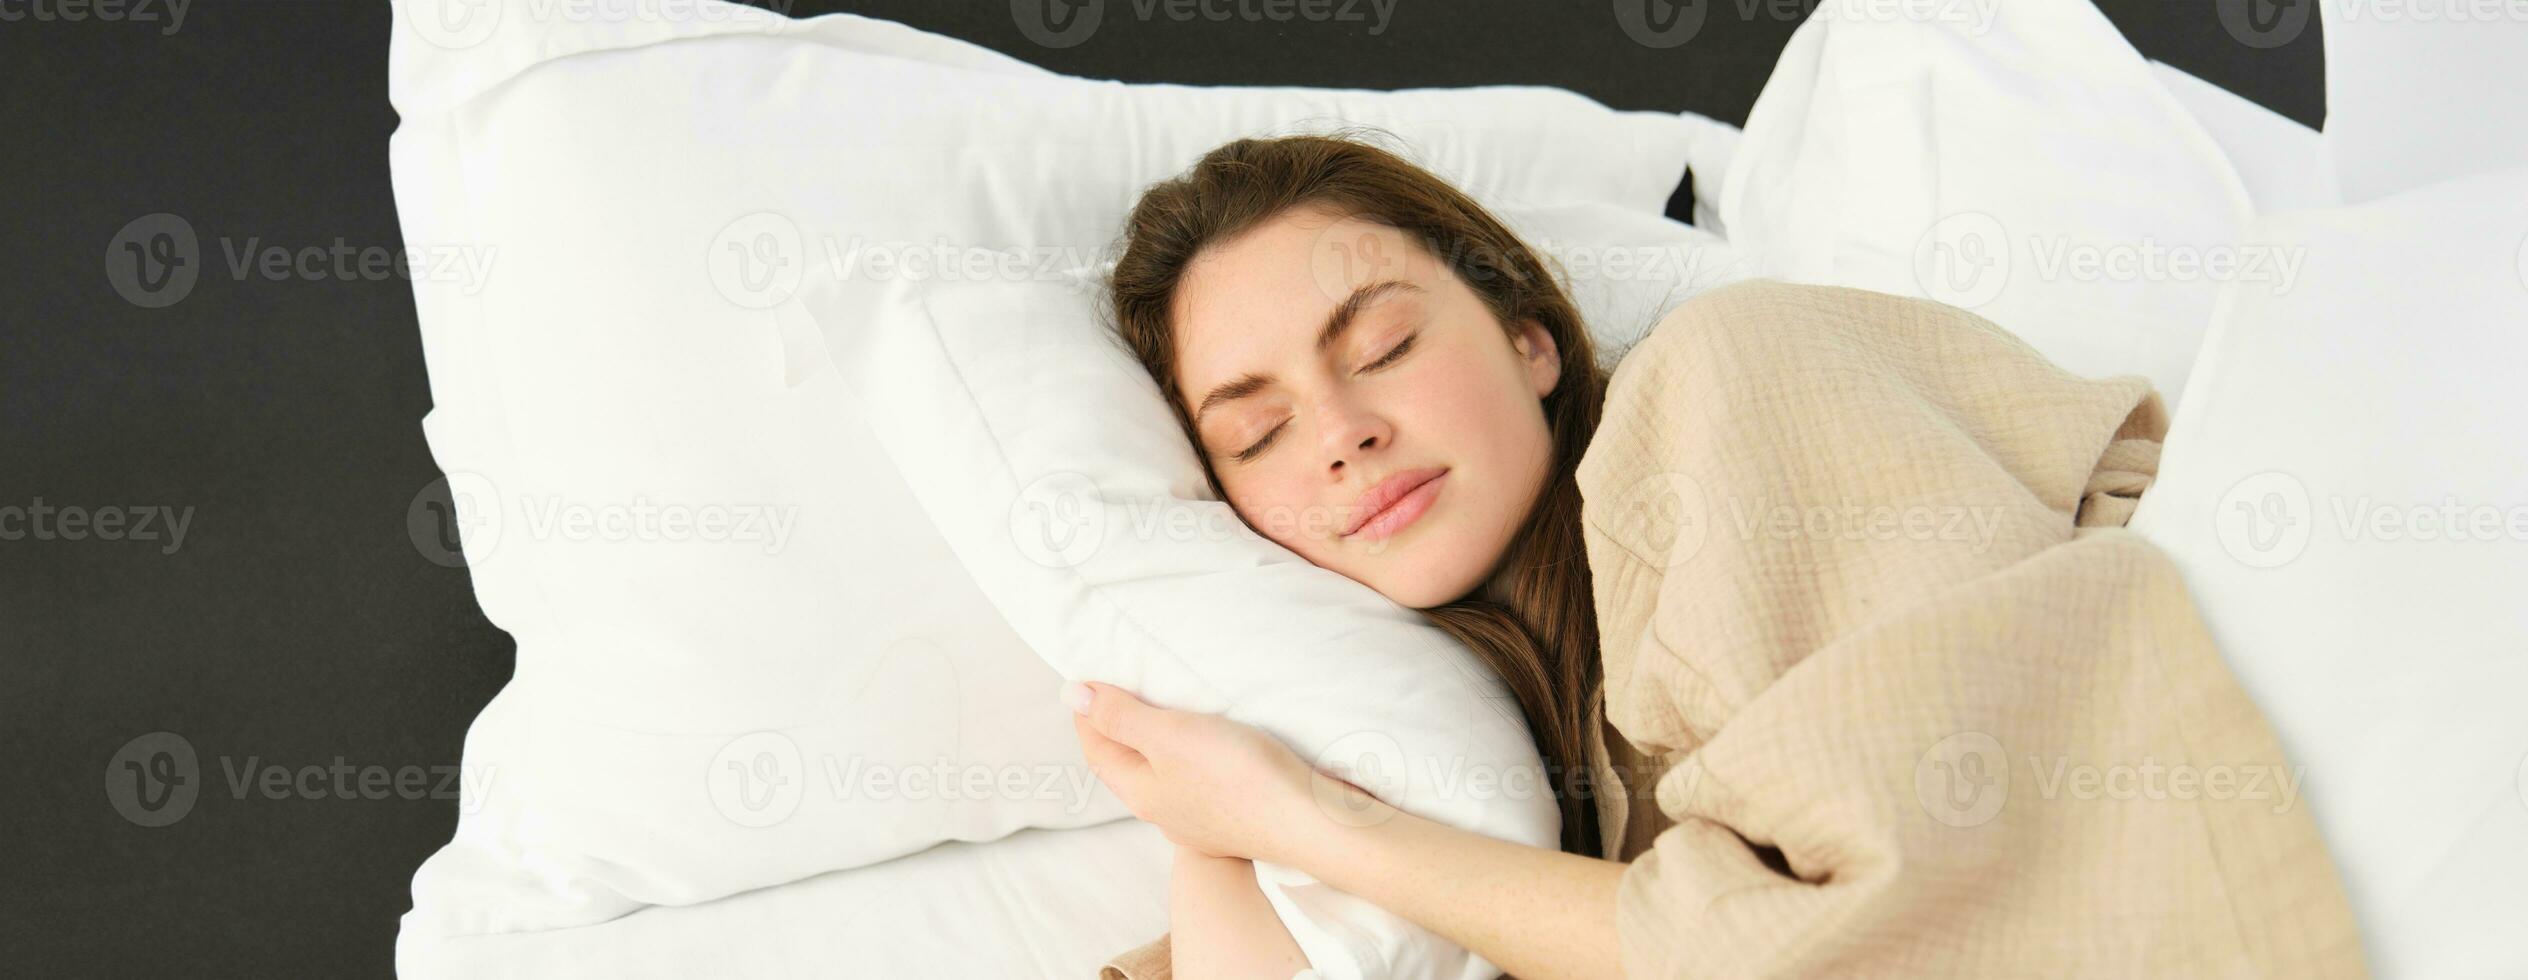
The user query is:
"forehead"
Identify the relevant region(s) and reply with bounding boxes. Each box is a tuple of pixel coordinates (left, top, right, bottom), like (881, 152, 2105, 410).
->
(1169, 205, 1445, 396)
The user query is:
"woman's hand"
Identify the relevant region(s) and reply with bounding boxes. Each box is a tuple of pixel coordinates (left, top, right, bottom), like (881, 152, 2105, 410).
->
(1066, 680, 1365, 865)
(1069, 680, 1628, 980)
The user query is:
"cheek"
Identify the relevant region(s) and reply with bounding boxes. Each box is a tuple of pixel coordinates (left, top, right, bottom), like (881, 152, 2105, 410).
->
(1404, 349, 1548, 466)
(1220, 469, 1332, 552)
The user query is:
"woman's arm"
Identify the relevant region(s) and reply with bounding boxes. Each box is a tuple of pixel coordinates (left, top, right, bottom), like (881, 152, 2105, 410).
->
(1068, 681, 1627, 980)
(1281, 783, 1626, 980)
(1169, 845, 1315, 979)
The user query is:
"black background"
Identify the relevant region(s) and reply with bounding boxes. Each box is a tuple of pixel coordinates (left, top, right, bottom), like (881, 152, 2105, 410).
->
(0, 2, 2320, 976)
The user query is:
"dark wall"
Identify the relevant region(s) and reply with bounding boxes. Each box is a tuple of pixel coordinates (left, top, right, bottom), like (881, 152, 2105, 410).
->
(0, 2, 2319, 977)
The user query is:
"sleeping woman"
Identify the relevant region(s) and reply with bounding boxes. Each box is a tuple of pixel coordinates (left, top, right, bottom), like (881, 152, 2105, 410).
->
(1072, 134, 2363, 979)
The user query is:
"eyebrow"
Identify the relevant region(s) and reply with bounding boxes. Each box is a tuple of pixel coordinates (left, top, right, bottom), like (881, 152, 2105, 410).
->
(1190, 279, 1422, 427)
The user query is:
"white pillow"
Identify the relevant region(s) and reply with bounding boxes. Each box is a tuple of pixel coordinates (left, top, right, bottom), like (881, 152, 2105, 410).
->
(2127, 166, 2528, 979)
(2313, 0, 2528, 204)
(2145, 60, 2339, 213)
(794, 269, 1559, 980)
(1712, 0, 2255, 405)
(386, 0, 1714, 962)
(1494, 199, 1758, 368)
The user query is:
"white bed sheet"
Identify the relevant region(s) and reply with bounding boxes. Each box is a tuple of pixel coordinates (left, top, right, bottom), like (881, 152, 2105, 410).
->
(397, 817, 1174, 979)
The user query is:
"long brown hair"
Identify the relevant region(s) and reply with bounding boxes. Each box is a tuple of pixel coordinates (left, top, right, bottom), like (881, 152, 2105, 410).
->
(1106, 132, 1608, 858)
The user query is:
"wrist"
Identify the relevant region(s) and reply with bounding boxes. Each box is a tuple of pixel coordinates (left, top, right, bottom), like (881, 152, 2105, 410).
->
(1261, 770, 1399, 871)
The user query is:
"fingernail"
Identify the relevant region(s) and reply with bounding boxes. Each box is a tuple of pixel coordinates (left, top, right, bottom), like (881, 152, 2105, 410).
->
(1061, 681, 1093, 714)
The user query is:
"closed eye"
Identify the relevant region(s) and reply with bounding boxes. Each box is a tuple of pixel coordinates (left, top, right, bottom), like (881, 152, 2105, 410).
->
(1232, 421, 1286, 463)
(1361, 332, 1418, 372)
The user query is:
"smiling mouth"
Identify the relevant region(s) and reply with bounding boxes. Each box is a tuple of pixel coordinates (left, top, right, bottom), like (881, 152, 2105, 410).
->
(1343, 468, 1448, 543)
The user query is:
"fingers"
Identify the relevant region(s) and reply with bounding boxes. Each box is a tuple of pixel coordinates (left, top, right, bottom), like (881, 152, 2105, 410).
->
(1071, 711, 1141, 767)
(1071, 712, 1150, 793)
(1068, 680, 1172, 751)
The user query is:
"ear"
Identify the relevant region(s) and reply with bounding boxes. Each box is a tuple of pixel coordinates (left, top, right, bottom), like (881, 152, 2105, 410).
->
(1511, 318, 1562, 399)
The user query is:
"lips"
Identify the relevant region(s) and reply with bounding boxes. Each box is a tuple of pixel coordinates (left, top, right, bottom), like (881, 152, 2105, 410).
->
(1342, 467, 1448, 540)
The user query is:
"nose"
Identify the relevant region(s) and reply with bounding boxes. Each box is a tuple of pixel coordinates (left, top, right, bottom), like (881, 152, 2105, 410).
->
(1316, 392, 1392, 477)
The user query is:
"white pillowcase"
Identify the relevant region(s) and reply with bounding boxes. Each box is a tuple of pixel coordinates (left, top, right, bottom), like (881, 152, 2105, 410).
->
(386, 0, 1717, 966)
(1494, 199, 1758, 367)
(1712, 0, 2255, 404)
(794, 269, 1560, 980)
(2144, 60, 2339, 213)
(2127, 167, 2528, 979)
(2316, 0, 2528, 205)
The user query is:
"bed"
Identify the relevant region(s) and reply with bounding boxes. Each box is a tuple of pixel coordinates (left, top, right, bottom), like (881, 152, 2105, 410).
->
(402, 818, 1176, 978)
(389, 3, 2528, 978)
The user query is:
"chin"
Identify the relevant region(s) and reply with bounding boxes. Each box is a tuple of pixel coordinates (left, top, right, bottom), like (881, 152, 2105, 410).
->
(1357, 544, 1490, 610)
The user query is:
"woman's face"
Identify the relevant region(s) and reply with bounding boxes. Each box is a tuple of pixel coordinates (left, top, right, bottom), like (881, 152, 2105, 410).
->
(1169, 203, 1561, 608)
